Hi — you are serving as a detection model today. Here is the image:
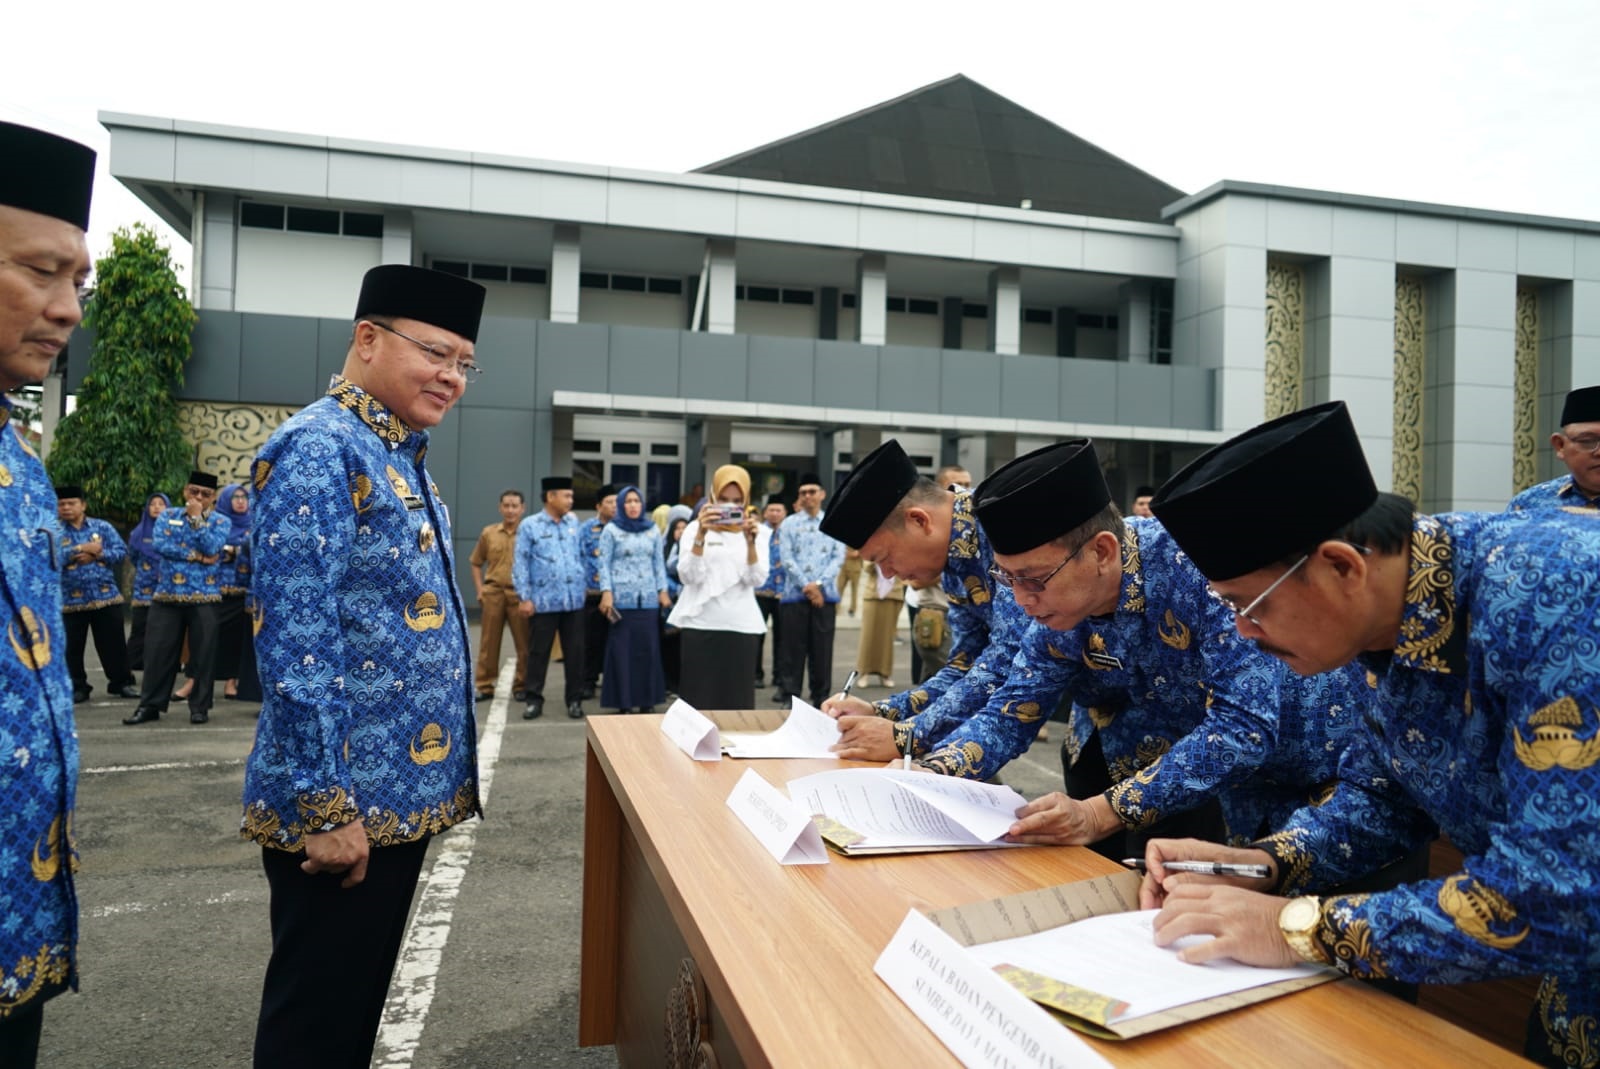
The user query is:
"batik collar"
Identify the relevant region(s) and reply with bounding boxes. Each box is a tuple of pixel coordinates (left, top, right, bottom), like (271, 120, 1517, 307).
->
(328, 375, 416, 447)
(1390, 513, 1467, 675)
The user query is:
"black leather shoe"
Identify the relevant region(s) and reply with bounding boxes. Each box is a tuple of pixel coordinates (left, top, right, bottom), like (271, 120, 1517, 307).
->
(190, 710, 209, 724)
(513, 689, 527, 702)
(73, 687, 91, 704)
(523, 700, 543, 720)
(475, 690, 494, 701)
(567, 701, 585, 719)
(580, 685, 596, 701)
(111, 685, 141, 699)
(122, 707, 161, 725)
(770, 688, 788, 704)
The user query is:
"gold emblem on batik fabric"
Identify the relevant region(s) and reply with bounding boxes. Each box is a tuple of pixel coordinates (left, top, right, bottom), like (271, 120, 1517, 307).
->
(385, 465, 413, 501)
(961, 574, 990, 606)
(404, 592, 445, 631)
(330, 376, 411, 445)
(1534, 974, 1599, 1069)
(409, 722, 453, 765)
(252, 458, 273, 491)
(1438, 873, 1529, 949)
(0, 463, 12, 488)
(350, 473, 376, 515)
(1118, 526, 1145, 614)
(948, 494, 980, 560)
(418, 522, 435, 553)
(1514, 697, 1600, 771)
(8, 606, 51, 669)
(1158, 609, 1190, 650)
(30, 814, 75, 882)
(1320, 906, 1392, 979)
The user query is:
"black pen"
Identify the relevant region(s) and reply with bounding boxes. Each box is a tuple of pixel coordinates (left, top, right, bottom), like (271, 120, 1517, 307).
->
(1121, 858, 1271, 879)
(839, 669, 859, 701)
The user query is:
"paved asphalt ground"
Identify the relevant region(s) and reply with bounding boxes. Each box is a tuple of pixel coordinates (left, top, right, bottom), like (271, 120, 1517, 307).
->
(41, 611, 1065, 1068)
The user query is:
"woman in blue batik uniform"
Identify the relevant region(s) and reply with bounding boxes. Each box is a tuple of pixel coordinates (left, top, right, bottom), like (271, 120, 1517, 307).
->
(597, 486, 670, 712)
(125, 491, 169, 672)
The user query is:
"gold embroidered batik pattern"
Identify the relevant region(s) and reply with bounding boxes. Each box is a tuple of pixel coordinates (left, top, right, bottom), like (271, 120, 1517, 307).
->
(1318, 905, 1392, 980)
(1437, 873, 1530, 949)
(0, 943, 72, 1015)
(1118, 525, 1145, 614)
(1535, 974, 1600, 1069)
(1392, 276, 1426, 505)
(1514, 287, 1540, 495)
(1514, 696, 1600, 771)
(1393, 517, 1459, 673)
(1265, 261, 1305, 421)
(329, 375, 414, 445)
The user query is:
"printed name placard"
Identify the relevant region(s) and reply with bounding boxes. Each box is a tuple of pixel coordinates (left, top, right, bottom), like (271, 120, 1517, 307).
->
(874, 909, 1109, 1069)
(725, 768, 828, 865)
(660, 699, 720, 761)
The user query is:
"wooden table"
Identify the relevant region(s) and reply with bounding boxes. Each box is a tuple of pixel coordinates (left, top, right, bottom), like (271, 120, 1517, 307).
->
(579, 714, 1525, 1067)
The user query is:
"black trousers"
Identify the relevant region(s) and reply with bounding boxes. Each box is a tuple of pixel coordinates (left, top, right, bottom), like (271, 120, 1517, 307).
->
(214, 594, 249, 681)
(64, 603, 134, 692)
(581, 591, 609, 690)
(0, 999, 44, 1069)
(138, 601, 217, 714)
(526, 609, 584, 704)
(254, 839, 430, 1069)
(775, 600, 835, 706)
(754, 595, 780, 681)
(126, 605, 150, 670)
(1065, 731, 1227, 862)
(905, 603, 922, 684)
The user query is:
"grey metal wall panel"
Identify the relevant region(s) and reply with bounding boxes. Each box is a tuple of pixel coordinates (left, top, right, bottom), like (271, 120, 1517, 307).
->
(1115, 362, 1175, 427)
(316, 320, 350, 396)
(608, 325, 682, 399)
(1058, 358, 1117, 422)
(680, 333, 749, 401)
(464, 316, 538, 410)
(65, 326, 93, 391)
(240, 314, 321, 405)
(184, 311, 243, 400)
(815, 340, 875, 409)
(534, 321, 608, 407)
(1168, 366, 1215, 429)
(747, 335, 816, 405)
(528, 409, 555, 489)
(939, 349, 1001, 417)
(878, 345, 940, 413)
(1000, 354, 1061, 421)
(454, 407, 538, 535)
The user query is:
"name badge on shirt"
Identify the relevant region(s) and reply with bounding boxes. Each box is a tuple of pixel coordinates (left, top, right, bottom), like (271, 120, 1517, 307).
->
(403, 494, 426, 511)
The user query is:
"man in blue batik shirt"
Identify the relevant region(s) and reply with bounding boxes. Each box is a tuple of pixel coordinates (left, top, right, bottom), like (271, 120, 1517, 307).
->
(577, 483, 617, 702)
(1141, 401, 1600, 1069)
(56, 484, 139, 702)
(1507, 384, 1600, 512)
(820, 440, 1043, 762)
(775, 472, 845, 706)
(515, 475, 588, 720)
(242, 265, 486, 1069)
(0, 120, 95, 1069)
(833, 440, 1376, 865)
(754, 493, 787, 691)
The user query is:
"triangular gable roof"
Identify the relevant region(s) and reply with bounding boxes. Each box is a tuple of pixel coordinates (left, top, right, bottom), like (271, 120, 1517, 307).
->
(695, 75, 1184, 223)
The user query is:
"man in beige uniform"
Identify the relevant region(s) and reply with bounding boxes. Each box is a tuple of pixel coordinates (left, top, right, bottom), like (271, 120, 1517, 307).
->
(470, 489, 530, 700)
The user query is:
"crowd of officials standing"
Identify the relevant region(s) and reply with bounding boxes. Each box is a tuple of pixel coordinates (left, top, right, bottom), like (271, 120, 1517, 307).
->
(5, 116, 1600, 1069)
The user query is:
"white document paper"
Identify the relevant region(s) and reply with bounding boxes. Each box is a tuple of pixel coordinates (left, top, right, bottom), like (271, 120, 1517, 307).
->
(963, 909, 1327, 1024)
(659, 699, 720, 760)
(725, 768, 829, 865)
(875, 909, 1110, 1069)
(787, 768, 1026, 851)
(721, 696, 841, 759)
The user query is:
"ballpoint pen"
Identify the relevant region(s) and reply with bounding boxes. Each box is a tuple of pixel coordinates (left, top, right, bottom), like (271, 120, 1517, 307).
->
(839, 669, 859, 701)
(1121, 859, 1272, 879)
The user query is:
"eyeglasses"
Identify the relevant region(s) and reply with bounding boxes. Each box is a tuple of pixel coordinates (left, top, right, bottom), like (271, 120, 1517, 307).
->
(368, 320, 483, 383)
(1564, 434, 1600, 455)
(988, 539, 1090, 594)
(1207, 554, 1308, 627)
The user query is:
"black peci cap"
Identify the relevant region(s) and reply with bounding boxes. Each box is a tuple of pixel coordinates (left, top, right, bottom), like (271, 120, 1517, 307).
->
(973, 439, 1110, 556)
(1151, 401, 1378, 581)
(541, 476, 573, 494)
(0, 122, 96, 230)
(797, 472, 822, 489)
(188, 470, 219, 491)
(1560, 385, 1600, 427)
(54, 484, 84, 500)
(819, 440, 922, 548)
(764, 494, 788, 509)
(596, 483, 618, 500)
(354, 265, 487, 343)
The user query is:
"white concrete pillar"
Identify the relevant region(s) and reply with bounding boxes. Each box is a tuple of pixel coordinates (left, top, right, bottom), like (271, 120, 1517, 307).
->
(1303, 256, 1398, 490)
(549, 224, 581, 324)
(705, 239, 737, 335)
(1117, 280, 1153, 363)
(703, 418, 733, 474)
(1427, 269, 1516, 510)
(855, 254, 887, 345)
(196, 191, 238, 312)
(382, 211, 414, 265)
(986, 267, 1020, 355)
(1169, 196, 1268, 434)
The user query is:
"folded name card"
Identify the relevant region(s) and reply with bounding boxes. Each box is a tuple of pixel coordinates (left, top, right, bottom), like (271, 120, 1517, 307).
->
(660, 699, 720, 760)
(726, 768, 828, 865)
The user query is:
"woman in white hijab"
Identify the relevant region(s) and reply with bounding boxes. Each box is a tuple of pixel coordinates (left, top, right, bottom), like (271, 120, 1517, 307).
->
(666, 464, 768, 709)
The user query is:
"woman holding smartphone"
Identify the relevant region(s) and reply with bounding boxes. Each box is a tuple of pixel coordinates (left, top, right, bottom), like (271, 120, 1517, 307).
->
(597, 485, 671, 713)
(666, 464, 768, 710)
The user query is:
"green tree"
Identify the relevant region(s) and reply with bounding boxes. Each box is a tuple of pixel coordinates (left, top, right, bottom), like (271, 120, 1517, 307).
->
(48, 223, 196, 528)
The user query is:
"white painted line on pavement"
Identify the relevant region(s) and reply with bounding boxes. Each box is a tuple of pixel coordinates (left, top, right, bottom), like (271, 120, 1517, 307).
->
(82, 758, 247, 775)
(90, 889, 256, 918)
(373, 659, 511, 1067)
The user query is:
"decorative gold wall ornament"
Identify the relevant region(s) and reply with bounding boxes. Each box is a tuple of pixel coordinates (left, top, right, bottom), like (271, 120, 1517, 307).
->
(1264, 261, 1305, 420)
(1514, 287, 1540, 493)
(176, 402, 300, 486)
(1392, 277, 1426, 506)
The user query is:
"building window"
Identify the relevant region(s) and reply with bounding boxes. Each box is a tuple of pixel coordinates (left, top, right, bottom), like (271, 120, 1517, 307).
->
(907, 298, 938, 316)
(650, 442, 679, 457)
(580, 271, 610, 289)
(962, 302, 988, 319)
(1150, 281, 1173, 364)
(611, 274, 647, 292)
(342, 212, 384, 238)
(841, 293, 858, 309)
(510, 266, 548, 284)
(240, 200, 385, 240)
(239, 202, 284, 230)
(470, 263, 509, 282)
(781, 288, 815, 305)
(1023, 307, 1053, 325)
(285, 207, 341, 235)
(434, 260, 469, 277)
(648, 277, 682, 295)
(886, 296, 907, 313)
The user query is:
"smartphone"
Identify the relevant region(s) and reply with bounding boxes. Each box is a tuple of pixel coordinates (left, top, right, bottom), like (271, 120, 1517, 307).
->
(714, 503, 745, 526)
(604, 604, 623, 624)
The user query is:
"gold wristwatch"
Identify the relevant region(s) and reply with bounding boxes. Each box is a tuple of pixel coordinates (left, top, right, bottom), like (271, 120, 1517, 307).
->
(1278, 895, 1326, 964)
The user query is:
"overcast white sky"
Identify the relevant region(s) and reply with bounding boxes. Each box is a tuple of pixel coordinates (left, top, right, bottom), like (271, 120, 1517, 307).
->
(7, 0, 1596, 275)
